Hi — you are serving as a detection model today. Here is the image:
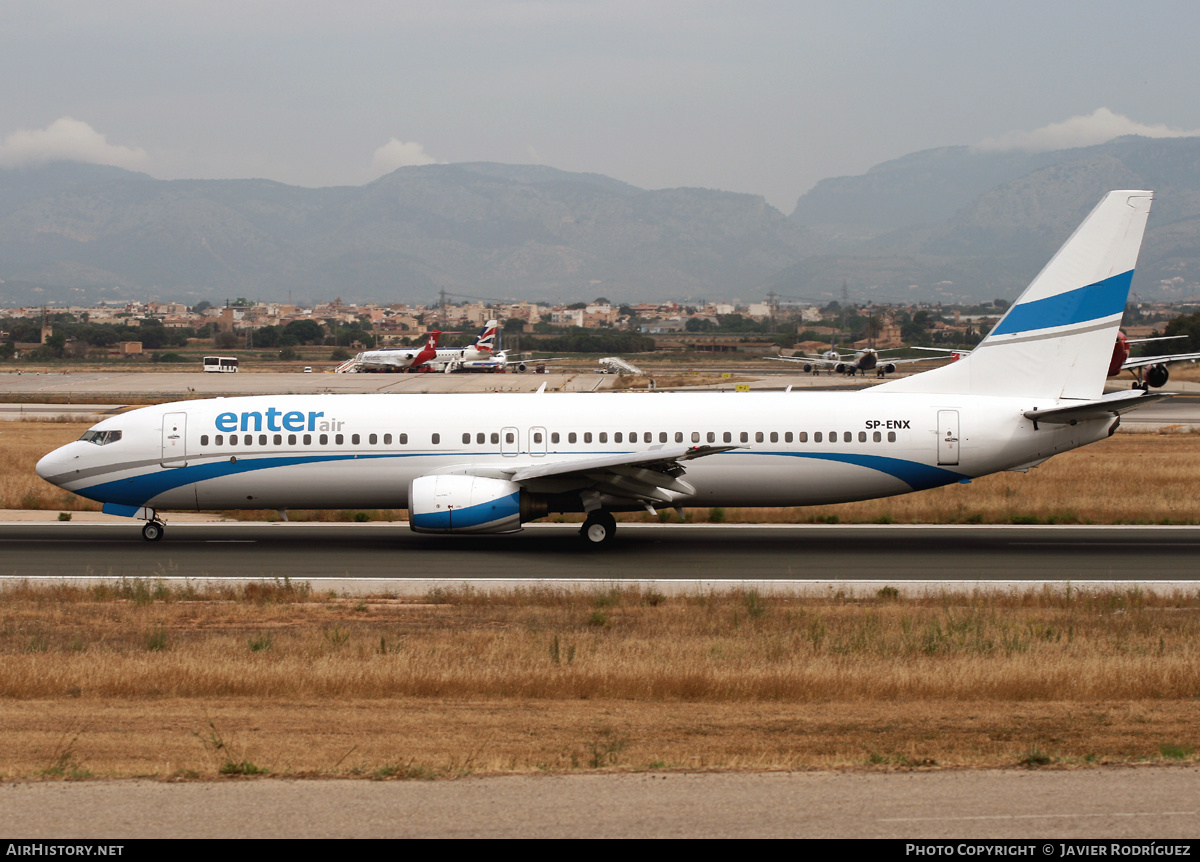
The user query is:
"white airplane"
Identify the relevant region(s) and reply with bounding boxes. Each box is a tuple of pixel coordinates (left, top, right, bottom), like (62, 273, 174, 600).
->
(343, 330, 442, 373)
(915, 331, 1200, 389)
(37, 190, 1164, 545)
(769, 345, 947, 377)
(427, 320, 506, 373)
(1108, 332, 1200, 389)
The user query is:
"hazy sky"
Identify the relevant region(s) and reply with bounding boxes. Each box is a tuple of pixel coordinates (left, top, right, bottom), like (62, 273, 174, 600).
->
(4, 0, 1200, 211)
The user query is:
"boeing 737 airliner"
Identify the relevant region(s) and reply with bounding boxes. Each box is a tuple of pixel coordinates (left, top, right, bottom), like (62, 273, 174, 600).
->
(37, 191, 1163, 544)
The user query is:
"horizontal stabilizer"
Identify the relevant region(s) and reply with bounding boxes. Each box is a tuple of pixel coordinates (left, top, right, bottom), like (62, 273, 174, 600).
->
(1023, 389, 1169, 425)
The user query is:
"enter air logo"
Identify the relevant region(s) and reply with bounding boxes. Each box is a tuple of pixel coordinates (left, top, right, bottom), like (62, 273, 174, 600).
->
(214, 409, 343, 433)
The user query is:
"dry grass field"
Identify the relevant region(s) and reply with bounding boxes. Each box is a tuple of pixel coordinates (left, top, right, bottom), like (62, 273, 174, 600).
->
(1, 581, 1198, 779)
(7, 420, 1200, 524)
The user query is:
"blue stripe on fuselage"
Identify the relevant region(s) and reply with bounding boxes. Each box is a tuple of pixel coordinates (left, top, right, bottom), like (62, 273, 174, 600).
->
(75, 449, 964, 508)
(990, 270, 1132, 336)
(753, 451, 964, 491)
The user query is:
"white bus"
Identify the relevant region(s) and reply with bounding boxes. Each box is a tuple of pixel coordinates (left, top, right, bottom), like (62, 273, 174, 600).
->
(202, 356, 239, 373)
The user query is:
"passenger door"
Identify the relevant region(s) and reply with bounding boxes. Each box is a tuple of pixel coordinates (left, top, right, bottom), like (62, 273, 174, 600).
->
(161, 412, 188, 467)
(529, 426, 547, 457)
(937, 410, 960, 466)
(501, 426, 518, 457)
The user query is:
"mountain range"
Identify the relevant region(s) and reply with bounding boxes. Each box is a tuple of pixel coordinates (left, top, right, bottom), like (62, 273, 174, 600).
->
(2, 135, 1200, 308)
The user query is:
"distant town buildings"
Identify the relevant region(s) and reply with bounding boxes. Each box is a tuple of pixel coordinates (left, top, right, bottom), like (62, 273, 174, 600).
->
(2, 294, 1189, 354)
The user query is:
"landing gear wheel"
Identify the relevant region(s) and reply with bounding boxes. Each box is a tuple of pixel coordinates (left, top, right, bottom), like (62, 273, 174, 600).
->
(142, 521, 165, 542)
(580, 511, 616, 545)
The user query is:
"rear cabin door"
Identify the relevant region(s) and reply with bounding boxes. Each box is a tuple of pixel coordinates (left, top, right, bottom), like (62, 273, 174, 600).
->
(937, 410, 960, 466)
(162, 412, 188, 467)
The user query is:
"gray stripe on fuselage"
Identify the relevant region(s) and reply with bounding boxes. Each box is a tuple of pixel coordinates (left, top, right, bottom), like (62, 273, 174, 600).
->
(45, 450, 433, 486)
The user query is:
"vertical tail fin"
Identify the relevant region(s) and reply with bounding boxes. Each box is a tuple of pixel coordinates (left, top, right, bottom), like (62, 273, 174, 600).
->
(473, 320, 499, 353)
(877, 190, 1153, 400)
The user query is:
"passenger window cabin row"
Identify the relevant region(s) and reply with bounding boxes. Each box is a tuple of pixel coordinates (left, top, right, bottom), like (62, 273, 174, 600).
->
(197, 429, 899, 448)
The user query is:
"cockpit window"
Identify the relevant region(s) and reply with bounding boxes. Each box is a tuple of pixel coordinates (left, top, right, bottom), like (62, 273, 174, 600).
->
(80, 430, 122, 446)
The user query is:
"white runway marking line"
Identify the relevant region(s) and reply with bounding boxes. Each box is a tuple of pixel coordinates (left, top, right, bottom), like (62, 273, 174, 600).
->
(1009, 542, 1200, 547)
(880, 811, 1196, 823)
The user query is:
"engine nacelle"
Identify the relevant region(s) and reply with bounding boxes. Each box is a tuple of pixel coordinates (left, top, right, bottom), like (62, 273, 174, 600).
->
(1145, 364, 1170, 388)
(802, 363, 813, 373)
(410, 475, 523, 534)
(834, 363, 848, 374)
(516, 362, 528, 373)
(882, 363, 897, 375)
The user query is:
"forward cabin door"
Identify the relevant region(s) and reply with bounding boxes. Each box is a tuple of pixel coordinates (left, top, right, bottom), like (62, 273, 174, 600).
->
(529, 426, 547, 457)
(161, 412, 188, 468)
(937, 410, 960, 466)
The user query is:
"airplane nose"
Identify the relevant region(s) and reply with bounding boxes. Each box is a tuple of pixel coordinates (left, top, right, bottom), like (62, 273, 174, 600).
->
(35, 447, 69, 484)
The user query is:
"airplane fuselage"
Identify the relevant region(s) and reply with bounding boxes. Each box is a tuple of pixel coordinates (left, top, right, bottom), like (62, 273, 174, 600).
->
(37, 391, 1110, 516)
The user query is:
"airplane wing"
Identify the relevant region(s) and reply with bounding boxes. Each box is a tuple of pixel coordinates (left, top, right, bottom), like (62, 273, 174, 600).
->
(1122, 352, 1200, 370)
(876, 355, 956, 366)
(909, 347, 973, 356)
(766, 354, 840, 367)
(498, 444, 737, 507)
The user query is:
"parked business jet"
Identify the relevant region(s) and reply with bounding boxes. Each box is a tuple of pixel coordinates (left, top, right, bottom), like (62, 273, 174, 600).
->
(37, 191, 1164, 545)
(344, 331, 442, 373)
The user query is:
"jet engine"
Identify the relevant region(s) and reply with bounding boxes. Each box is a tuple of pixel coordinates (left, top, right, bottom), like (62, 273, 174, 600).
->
(1145, 364, 1170, 388)
(802, 363, 813, 373)
(410, 475, 530, 533)
(881, 363, 897, 375)
(834, 363, 848, 374)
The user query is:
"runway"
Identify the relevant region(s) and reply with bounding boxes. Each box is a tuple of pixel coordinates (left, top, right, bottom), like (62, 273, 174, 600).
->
(2, 522, 1198, 592)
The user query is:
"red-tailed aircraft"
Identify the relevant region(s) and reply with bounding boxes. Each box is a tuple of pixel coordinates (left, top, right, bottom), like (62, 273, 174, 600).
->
(919, 332, 1200, 389)
(1108, 332, 1200, 388)
(342, 330, 442, 373)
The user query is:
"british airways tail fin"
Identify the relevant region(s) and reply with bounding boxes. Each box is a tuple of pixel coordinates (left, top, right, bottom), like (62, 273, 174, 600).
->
(876, 190, 1153, 400)
(473, 320, 500, 353)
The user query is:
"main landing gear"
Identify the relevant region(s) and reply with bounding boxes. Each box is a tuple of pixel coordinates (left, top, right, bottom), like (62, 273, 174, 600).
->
(580, 510, 617, 545)
(141, 518, 165, 542)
